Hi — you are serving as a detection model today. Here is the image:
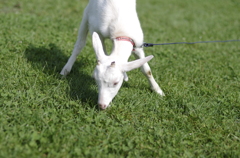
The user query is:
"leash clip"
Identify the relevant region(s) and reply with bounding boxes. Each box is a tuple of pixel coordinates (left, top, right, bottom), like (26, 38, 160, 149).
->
(143, 43, 154, 47)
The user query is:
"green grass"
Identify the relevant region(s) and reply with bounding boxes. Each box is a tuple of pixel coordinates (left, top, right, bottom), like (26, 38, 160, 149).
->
(0, 0, 240, 157)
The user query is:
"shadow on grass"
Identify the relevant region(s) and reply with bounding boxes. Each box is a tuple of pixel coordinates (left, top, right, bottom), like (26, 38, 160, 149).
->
(24, 43, 98, 109)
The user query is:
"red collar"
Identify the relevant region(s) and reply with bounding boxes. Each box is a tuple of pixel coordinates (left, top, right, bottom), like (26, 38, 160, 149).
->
(116, 37, 136, 47)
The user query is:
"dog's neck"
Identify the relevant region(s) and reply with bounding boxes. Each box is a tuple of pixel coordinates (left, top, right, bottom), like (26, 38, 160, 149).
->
(109, 38, 134, 63)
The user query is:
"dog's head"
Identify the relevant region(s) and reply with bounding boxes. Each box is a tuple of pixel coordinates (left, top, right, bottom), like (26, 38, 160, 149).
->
(92, 32, 153, 109)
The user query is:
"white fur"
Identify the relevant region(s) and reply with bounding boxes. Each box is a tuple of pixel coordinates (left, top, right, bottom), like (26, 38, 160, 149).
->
(60, 0, 164, 109)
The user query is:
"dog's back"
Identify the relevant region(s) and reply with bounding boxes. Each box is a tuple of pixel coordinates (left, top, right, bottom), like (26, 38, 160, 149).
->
(85, 0, 143, 46)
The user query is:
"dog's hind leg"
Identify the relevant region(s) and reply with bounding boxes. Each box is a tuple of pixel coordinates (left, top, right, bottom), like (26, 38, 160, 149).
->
(133, 48, 165, 96)
(60, 14, 88, 76)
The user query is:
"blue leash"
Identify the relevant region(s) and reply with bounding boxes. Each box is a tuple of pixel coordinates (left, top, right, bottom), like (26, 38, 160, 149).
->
(143, 39, 240, 47)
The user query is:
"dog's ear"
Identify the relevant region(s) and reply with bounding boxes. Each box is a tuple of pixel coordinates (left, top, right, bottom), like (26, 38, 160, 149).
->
(92, 32, 106, 62)
(122, 55, 154, 72)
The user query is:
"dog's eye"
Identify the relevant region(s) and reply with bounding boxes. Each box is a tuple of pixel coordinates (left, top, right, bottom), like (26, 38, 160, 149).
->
(113, 82, 118, 86)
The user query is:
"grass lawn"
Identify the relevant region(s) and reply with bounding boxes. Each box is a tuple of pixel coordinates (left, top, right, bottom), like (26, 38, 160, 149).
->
(0, 0, 239, 157)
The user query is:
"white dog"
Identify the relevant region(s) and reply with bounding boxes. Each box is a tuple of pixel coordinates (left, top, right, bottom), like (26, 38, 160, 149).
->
(60, 0, 164, 109)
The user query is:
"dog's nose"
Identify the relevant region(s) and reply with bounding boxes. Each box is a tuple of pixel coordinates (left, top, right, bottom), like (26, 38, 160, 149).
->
(98, 104, 107, 110)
